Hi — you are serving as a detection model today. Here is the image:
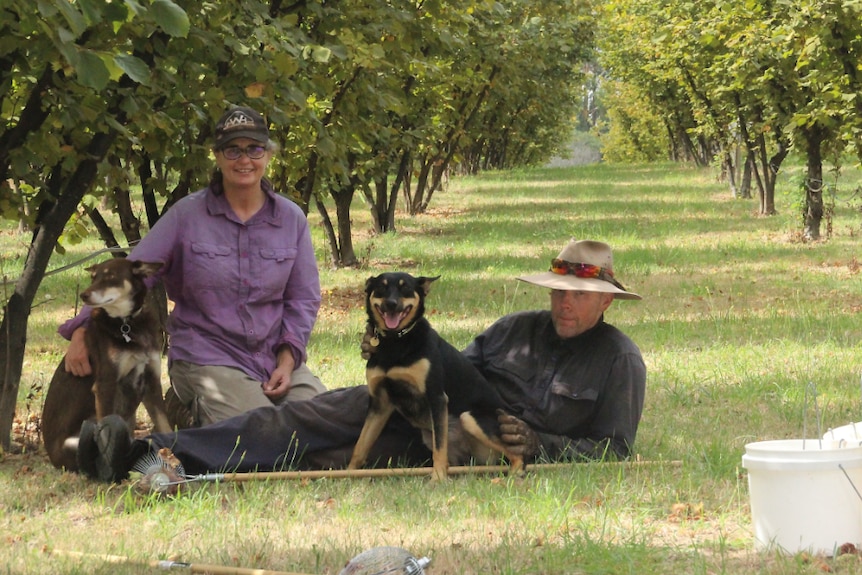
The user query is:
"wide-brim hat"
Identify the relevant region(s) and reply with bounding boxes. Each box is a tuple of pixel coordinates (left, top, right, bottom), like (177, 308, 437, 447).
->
(214, 106, 270, 148)
(517, 239, 641, 300)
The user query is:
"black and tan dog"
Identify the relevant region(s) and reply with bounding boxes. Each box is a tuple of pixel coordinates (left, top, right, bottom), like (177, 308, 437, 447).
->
(348, 272, 524, 480)
(42, 258, 172, 471)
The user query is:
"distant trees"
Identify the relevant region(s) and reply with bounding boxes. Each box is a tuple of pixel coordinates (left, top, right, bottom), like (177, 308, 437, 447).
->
(597, 0, 862, 238)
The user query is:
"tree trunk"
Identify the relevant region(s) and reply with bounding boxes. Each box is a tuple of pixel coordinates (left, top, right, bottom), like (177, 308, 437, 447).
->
(384, 150, 411, 233)
(364, 149, 408, 235)
(138, 155, 161, 226)
(334, 188, 357, 267)
(84, 205, 124, 255)
(410, 158, 433, 215)
(740, 151, 753, 200)
(314, 196, 339, 269)
(803, 130, 826, 241)
(723, 151, 738, 198)
(297, 150, 320, 216)
(745, 130, 787, 216)
(762, 144, 787, 217)
(364, 178, 385, 235)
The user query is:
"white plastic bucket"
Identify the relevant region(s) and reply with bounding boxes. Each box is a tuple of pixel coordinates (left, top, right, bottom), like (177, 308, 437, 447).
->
(824, 422, 862, 443)
(742, 439, 862, 555)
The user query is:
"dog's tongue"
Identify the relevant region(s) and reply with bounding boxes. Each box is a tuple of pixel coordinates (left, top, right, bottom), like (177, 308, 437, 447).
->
(384, 312, 402, 330)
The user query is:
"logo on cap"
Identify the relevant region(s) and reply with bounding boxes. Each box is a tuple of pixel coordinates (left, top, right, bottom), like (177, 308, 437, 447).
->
(222, 111, 255, 131)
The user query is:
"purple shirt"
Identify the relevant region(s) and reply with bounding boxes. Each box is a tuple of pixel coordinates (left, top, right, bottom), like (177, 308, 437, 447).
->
(59, 183, 320, 382)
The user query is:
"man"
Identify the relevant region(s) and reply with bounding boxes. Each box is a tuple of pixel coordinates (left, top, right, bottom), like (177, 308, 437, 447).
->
(77, 239, 646, 482)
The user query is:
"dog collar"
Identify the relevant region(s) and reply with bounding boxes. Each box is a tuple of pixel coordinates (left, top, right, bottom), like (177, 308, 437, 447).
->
(119, 306, 145, 343)
(120, 318, 132, 342)
(372, 321, 418, 344)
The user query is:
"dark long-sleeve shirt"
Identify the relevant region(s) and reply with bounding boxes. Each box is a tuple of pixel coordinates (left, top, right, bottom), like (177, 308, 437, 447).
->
(462, 311, 646, 460)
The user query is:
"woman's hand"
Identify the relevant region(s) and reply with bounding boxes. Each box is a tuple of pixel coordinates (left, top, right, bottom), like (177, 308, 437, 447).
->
(64, 327, 92, 377)
(263, 347, 295, 400)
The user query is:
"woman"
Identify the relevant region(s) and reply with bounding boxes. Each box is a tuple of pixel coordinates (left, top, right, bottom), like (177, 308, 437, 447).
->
(60, 106, 326, 427)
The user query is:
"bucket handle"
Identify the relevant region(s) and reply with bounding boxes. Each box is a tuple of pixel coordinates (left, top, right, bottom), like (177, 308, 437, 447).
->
(803, 382, 823, 450)
(839, 464, 862, 504)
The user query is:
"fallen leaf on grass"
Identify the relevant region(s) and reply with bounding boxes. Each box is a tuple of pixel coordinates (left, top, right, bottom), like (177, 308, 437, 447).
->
(669, 502, 704, 521)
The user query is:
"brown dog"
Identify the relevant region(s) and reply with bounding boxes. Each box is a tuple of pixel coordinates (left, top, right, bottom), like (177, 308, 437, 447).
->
(348, 273, 523, 480)
(42, 258, 171, 471)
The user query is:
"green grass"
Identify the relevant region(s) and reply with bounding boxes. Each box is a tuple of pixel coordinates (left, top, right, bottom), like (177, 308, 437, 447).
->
(4, 160, 862, 574)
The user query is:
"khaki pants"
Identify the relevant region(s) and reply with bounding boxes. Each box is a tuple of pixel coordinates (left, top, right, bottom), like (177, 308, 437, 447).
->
(169, 361, 326, 427)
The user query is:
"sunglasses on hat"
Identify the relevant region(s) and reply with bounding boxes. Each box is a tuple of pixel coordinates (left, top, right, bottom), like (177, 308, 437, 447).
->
(549, 258, 628, 291)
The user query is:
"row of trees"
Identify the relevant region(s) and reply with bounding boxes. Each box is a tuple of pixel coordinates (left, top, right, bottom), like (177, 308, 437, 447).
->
(596, 0, 862, 238)
(0, 0, 594, 450)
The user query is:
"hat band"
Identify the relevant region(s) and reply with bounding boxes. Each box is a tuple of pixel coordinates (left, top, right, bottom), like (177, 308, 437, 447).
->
(550, 258, 628, 291)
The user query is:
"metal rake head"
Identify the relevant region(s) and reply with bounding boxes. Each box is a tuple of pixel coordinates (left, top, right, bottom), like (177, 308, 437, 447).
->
(338, 546, 431, 575)
(132, 448, 189, 495)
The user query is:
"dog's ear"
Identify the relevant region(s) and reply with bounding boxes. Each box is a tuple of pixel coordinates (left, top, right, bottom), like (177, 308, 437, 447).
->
(365, 276, 378, 291)
(417, 275, 440, 296)
(131, 260, 164, 279)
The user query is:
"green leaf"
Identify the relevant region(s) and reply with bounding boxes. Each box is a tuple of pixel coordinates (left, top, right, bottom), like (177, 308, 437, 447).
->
(75, 49, 111, 90)
(57, 26, 77, 44)
(791, 113, 810, 127)
(123, 0, 146, 17)
(103, 1, 130, 23)
(273, 52, 300, 77)
(76, 0, 104, 25)
(38, 0, 87, 37)
(114, 54, 151, 85)
(150, 0, 190, 38)
(99, 52, 125, 82)
(303, 45, 333, 63)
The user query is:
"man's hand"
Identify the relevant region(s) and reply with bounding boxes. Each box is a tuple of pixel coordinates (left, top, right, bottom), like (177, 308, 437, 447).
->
(497, 410, 540, 459)
(64, 327, 92, 377)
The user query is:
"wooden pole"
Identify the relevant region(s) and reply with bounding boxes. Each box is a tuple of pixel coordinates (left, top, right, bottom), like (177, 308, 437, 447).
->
(49, 549, 315, 575)
(209, 459, 682, 483)
(139, 459, 683, 494)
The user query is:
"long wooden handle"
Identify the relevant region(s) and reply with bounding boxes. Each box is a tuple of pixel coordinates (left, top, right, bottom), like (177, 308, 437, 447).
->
(49, 550, 315, 575)
(213, 459, 682, 482)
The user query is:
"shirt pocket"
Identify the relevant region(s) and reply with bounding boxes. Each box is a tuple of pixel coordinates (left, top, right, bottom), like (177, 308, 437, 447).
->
(550, 381, 599, 403)
(545, 383, 599, 435)
(189, 242, 235, 290)
(257, 247, 297, 297)
(484, 355, 536, 411)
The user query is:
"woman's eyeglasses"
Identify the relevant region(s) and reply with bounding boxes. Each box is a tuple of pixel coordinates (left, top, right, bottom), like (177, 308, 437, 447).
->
(220, 145, 267, 160)
(550, 258, 627, 291)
